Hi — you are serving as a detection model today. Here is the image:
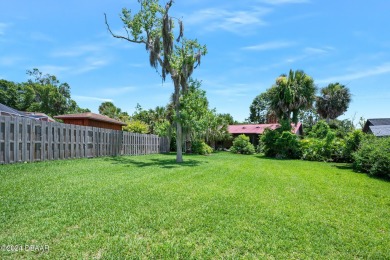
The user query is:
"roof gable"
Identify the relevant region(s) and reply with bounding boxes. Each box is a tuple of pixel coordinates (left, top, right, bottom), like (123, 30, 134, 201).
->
(367, 118, 390, 126)
(228, 123, 302, 135)
(0, 103, 24, 116)
(369, 125, 390, 137)
(363, 118, 390, 133)
(54, 112, 126, 125)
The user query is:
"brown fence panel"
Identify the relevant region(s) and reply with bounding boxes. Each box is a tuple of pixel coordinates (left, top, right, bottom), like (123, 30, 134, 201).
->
(0, 115, 170, 164)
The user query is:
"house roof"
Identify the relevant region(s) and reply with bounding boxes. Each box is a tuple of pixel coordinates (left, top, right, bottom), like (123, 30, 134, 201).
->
(366, 118, 390, 126)
(228, 122, 302, 135)
(368, 125, 390, 137)
(23, 112, 55, 122)
(363, 118, 390, 133)
(0, 103, 24, 116)
(54, 112, 126, 125)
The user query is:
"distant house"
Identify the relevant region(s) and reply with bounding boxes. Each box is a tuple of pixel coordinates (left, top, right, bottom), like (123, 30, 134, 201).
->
(0, 103, 24, 117)
(0, 103, 55, 122)
(227, 122, 303, 147)
(362, 118, 390, 137)
(22, 112, 55, 122)
(54, 112, 126, 131)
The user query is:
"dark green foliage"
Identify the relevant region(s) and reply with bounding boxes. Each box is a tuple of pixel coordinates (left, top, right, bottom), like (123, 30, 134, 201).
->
(316, 83, 351, 121)
(269, 69, 316, 124)
(301, 131, 346, 162)
(328, 119, 355, 138)
(275, 131, 301, 159)
(0, 69, 88, 116)
(308, 120, 331, 139)
(230, 134, 255, 155)
(99, 101, 123, 120)
(260, 129, 280, 157)
(353, 136, 390, 178)
(191, 140, 213, 155)
(248, 92, 272, 123)
(261, 129, 300, 159)
(343, 130, 364, 162)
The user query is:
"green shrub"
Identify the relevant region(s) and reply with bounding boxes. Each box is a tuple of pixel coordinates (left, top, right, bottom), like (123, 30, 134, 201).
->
(231, 134, 255, 155)
(191, 140, 213, 155)
(343, 130, 365, 162)
(308, 120, 331, 139)
(300, 131, 346, 162)
(353, 136, 390, 177)
(300, 138, 326, 161)
(275, 131, 301, 159)
(260, 129, 280, 157)
(260, 129, 301, 159)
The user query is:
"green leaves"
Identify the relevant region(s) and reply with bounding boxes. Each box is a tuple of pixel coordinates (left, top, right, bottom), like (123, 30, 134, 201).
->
(269, 69, 316, 124)
(316, 83, 351, 120)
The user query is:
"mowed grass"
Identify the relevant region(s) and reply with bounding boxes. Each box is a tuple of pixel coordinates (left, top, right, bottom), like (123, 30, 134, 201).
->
(0, 152, 389, 259)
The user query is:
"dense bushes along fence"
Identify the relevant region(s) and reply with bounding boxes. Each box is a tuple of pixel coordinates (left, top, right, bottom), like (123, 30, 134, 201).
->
(0, 115, 169, 164)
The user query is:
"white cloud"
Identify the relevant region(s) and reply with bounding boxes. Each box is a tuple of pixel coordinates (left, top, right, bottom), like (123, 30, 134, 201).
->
(51, 44, 102, 58)
(304, 47, 334, 55)
(100, 86, 137, 96)
(0, 56, 24, 66)
(317, 63, 390, 83)
(0, 23, 9, 35)
(36, 65, 70, 76)
(185, 7, 271, 34)
(73, 96, 113, 102)
(30, 32, 54, 42)
(257, 0, 310, 5)
(243, 41, 295, 51)
(75, 58, 109, 75)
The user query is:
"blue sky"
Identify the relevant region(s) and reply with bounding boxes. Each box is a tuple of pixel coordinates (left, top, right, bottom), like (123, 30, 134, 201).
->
(1, 0, 390, 123)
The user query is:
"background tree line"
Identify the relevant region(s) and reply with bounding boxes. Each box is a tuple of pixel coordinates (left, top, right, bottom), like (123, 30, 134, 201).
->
(0, 68, 89, 117)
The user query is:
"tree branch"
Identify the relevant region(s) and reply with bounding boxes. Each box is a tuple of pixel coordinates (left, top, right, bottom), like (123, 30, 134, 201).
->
(104, 13, 145, 44)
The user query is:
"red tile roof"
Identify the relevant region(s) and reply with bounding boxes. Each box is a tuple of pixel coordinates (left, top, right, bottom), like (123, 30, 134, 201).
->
(54, 112, 126, 125)
(228, 122, 302, 135)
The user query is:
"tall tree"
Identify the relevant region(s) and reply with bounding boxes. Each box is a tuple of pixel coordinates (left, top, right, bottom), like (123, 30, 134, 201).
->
(248, 91, 273, 123)
(98, 101, 122, 119)
(0, 79, 19, 108)
(316, 83, 351, 122)
(269, 69, 316, 126)
(105, 0, 207, 162)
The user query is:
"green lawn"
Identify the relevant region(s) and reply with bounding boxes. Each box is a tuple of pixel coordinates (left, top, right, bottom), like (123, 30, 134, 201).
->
(0, 152, 389, 259)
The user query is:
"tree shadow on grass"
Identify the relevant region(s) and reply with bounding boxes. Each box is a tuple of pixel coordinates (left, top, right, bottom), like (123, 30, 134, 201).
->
(105, 156, 207, 169)
(329, 163, 390, 182)
(331, 163, 354, 170)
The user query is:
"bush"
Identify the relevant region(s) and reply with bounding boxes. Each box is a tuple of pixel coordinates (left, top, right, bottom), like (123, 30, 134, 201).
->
(300, 132, 346, 162)
(260, 129, 280, 157)
(343, 130, 364, 162)
(122, 120, 149, 133)
(260, 129, 301, 159)
(353, 136, 390, 177)
(308, 120, 331, 139)
(191, 140, 213, 155)
(231, 134, 255, 155)
(275, 131, 301, 159)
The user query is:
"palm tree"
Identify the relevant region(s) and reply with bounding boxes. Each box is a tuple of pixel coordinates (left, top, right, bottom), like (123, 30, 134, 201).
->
(316, 83, 351, 122)
(269, 69, 317, 125)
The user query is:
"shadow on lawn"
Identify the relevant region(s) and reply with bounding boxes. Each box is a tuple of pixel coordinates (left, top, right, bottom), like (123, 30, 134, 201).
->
(105, 156, 207, 169)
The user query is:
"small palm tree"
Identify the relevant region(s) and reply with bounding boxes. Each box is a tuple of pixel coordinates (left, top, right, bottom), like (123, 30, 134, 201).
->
(270, 69, 317, 124)
(316, 83, 351, 122)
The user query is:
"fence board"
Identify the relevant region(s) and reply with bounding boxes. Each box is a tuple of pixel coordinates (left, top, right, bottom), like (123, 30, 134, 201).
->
(0, 115, 170, 164)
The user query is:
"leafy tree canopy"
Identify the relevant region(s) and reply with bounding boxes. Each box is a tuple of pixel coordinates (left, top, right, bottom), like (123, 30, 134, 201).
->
(105, 0, 207, 162)
(269, 69, 316, 125)
(316, 82, 351, 121)
(0, 69, 89, 117)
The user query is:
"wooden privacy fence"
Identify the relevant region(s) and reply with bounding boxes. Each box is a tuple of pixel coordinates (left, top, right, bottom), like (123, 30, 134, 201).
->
(0, 115, 170, 164)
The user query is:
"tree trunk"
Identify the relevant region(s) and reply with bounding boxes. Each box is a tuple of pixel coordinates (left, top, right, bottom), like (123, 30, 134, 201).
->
(173, 78, 183, 163)
(176, 120, 183, 162)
